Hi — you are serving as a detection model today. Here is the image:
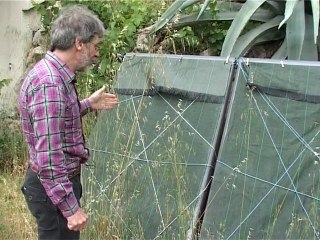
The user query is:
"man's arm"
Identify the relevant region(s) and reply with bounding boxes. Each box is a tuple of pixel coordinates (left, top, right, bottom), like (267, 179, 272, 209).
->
(81, 85, 119, 114)
(30, 83, 79, 218)
(79, 85, 118, 116)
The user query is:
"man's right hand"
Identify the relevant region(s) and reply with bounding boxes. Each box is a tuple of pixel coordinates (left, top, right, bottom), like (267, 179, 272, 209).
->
(67, 208, 88, 231)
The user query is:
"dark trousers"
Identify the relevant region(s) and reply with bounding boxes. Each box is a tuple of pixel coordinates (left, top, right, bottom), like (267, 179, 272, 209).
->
(21, 168, 82, 240)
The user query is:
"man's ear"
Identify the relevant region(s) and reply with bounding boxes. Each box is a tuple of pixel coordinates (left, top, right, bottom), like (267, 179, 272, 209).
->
(75, 38, 84, 51)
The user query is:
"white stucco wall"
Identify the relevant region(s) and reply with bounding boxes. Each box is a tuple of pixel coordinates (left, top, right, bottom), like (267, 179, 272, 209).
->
(0, 0, 41, 117)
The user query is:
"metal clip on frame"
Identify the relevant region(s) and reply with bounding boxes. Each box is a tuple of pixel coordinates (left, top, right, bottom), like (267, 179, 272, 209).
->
(225, 55, 230, 64)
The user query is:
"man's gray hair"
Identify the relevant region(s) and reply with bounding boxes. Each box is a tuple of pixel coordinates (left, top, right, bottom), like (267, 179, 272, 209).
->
(50, 5, 105, 51)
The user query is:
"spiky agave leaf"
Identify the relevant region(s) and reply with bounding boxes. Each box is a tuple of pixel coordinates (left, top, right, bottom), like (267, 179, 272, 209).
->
(149, 0, 201, 34)
(149, 0, 247, 34)
(300, 14, 318, 61)
(278, 0, 299, 29)
(265, 1, 284, 15)
(271, 40, 287, 59)
(231, 16, 283, 57)
(172, 7, 276, 29)
(310, 0, 319, 43)
(196, 0, 212, 21)
(220, 0, 318, 60)
(147, 0, 319, 61)
(220, 0, 267, 57)
(285, 0, 305, 60)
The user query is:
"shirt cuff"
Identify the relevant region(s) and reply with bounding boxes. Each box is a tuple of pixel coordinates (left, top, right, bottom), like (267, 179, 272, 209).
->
(83, 98, 92, 109)
(80, 98, 92, 115)
(80, 148, 90, 164)
(57, 192, 80, 218)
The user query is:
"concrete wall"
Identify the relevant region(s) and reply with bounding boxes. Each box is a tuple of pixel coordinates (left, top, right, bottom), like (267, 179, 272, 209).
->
(0, 0, 41, 117)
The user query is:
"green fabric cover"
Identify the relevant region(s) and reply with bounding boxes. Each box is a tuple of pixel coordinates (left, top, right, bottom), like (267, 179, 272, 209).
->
(115, 53, 229, 97)
(82, 54, 233, 239)
(200, 59, 320, 239)
(83, 54, 320, 239)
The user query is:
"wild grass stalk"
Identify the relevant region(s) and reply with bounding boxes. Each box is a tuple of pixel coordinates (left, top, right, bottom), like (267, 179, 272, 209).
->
(0, 173, 36, 240)
(81, 94, 196, 239)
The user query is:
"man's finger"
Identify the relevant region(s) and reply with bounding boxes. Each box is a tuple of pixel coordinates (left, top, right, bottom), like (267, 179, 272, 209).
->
(104, 92, 117, 98)
(98, 85, 106, 93)
(67, 223, 87, 232)
(67, 222, 75, 230)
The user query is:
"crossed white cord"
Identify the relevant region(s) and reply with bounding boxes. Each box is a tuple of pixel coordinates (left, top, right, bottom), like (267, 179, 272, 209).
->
(223, 63, 320, 240)
(84, 60, 320, 239)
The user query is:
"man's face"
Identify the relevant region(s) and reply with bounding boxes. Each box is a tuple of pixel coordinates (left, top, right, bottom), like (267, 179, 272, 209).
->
(77, 35, 101, 71)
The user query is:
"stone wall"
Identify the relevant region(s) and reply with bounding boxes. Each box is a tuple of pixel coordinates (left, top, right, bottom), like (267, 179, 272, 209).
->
(0, 1, 42, 118)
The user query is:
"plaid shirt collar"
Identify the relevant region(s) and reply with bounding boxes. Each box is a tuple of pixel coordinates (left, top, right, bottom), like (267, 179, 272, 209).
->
(45, 51, 76, 86)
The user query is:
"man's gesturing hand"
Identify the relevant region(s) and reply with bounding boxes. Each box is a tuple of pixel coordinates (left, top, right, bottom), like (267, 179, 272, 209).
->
(89, 85, 118, 110)
(67, 208, 88, 231)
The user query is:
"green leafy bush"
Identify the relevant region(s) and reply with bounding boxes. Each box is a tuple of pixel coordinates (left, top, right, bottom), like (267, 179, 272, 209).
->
(32, 0, 175, 95)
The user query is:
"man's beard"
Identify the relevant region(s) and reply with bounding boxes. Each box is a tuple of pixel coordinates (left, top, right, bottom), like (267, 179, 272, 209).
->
(77, 50, 93, 71)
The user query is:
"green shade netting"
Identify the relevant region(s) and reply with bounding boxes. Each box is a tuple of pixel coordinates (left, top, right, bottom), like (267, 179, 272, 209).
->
(200, 59, 320, 239)
(82, 54, 233, 239)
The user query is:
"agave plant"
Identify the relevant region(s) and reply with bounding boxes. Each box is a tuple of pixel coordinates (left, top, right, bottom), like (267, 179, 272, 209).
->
(149, 0, 319, 60)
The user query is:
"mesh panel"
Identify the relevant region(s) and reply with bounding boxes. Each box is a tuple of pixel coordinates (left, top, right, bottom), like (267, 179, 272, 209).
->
(200, 59, 320, 239)
(82, 54, 233, 239)
(82, 55, 320, 239)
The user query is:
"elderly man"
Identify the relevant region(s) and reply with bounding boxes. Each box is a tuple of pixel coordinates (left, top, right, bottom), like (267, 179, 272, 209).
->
(19, 5, 118, 240)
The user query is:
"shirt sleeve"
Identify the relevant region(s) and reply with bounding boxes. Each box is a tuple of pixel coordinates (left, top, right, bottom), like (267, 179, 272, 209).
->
(79, 98, 92, 116)
(30, 83, 79, 218)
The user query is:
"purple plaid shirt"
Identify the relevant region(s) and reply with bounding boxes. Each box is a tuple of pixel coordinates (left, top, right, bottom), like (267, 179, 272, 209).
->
(18, 51, 91, 218)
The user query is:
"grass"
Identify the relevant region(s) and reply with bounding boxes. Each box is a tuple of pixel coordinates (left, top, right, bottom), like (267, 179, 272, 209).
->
(0, 100, 319, 239)
(0, 115, 99, 240)
(80, 96, 198, 239)
(0, 170, 36, 240)
(0, 120, 36, 239)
